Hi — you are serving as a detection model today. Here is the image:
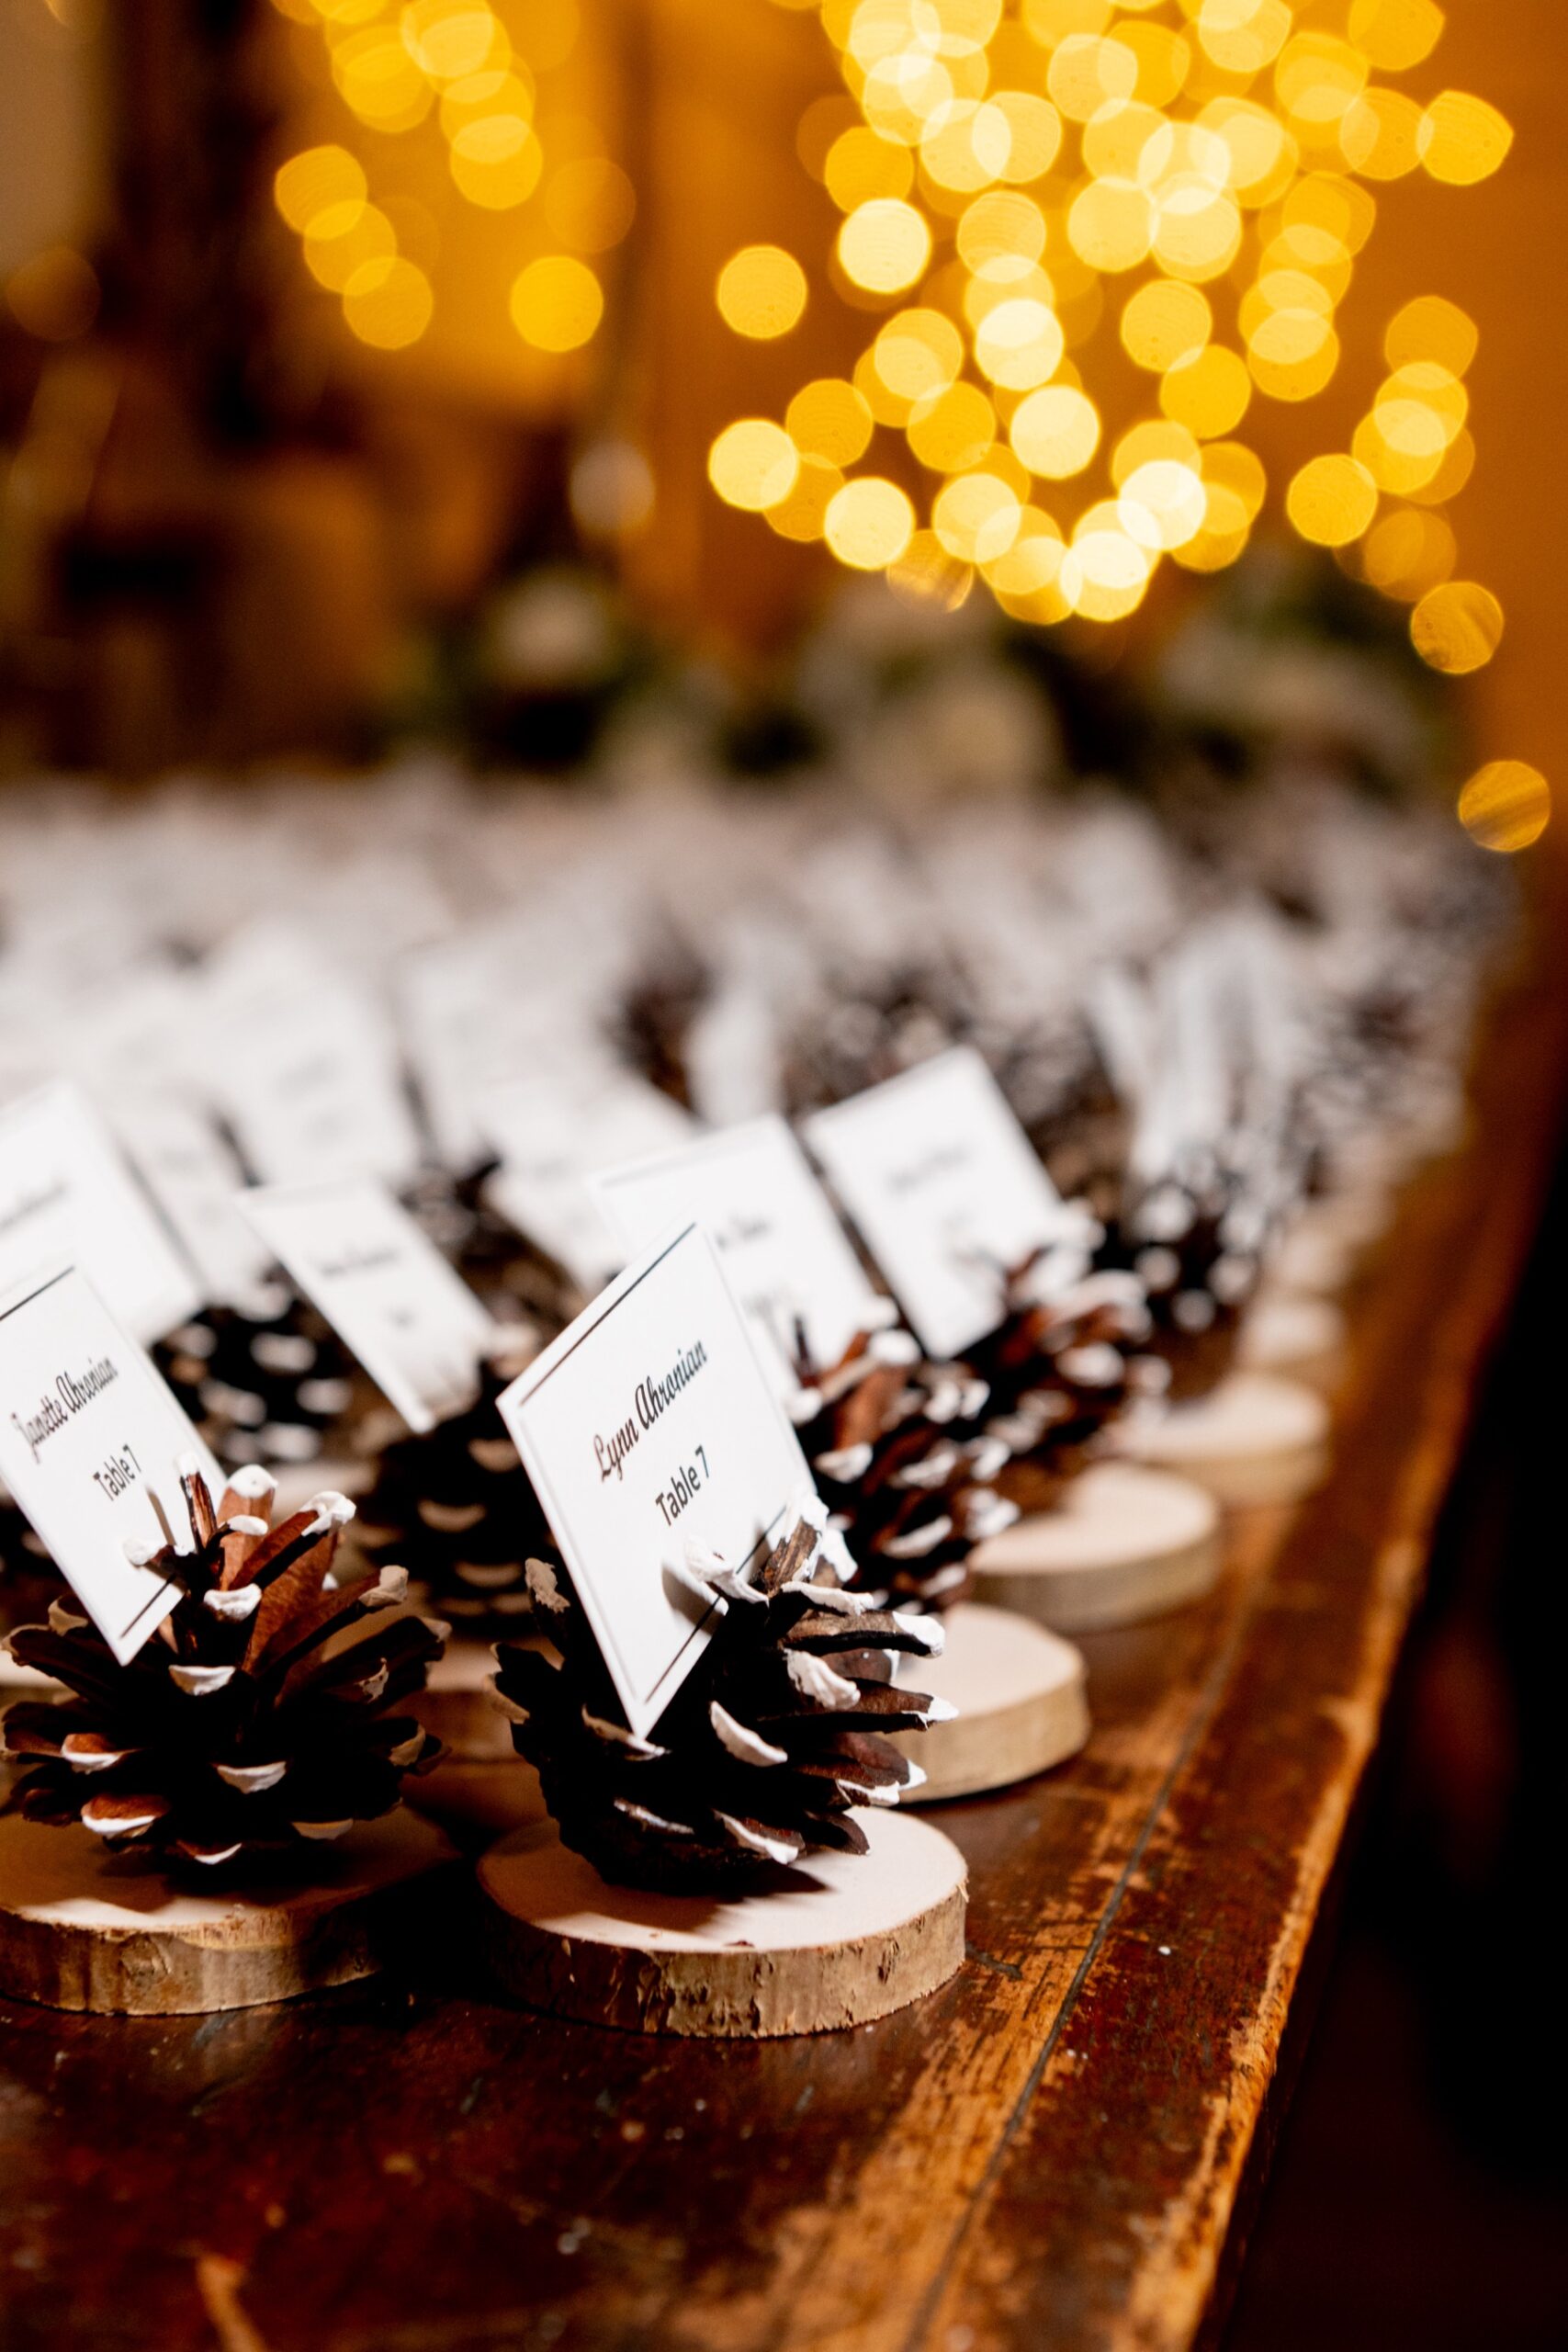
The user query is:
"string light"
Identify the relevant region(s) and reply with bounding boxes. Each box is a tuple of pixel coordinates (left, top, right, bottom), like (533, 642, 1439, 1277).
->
(714, 0, 1512, 654)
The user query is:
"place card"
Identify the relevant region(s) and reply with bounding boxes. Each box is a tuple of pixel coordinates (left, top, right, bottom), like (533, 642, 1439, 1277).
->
(497, 1220, 812, 1741)
(0, 1266, 221, 1663)
(479, 1069, 694, 1293)
(0, 1081, 201, 1346)
(801, 1046, 1080, 1360)
(204, 922, 423, 1190)
(106, 1091, 275, 1311)
(239, 1177, 495, 1435)
(590, 1115, 880, 1397)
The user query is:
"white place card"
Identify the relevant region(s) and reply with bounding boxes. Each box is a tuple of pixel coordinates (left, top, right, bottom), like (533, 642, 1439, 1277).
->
(0, 1266, 221, 1663)
(590, 1116, 880, 1397)
(497, 1220, 812, 1740)
(239, 1177, 495, 1435)
(479, 1069, 695, 1293)
(105, 1091, 275, 1311)
(204, 922, 423, 1190)
(0, 1081, 201, 1346)
(801, 1046, 1078, 1360)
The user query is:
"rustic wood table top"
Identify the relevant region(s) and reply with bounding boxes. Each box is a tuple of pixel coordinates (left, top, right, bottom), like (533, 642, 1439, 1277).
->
(3, 932, 1563, 2352)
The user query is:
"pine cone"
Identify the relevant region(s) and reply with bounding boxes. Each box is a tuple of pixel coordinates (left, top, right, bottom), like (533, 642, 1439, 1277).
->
(787, 1310, 1016, 1612)
(1098, 1178, 1260, 1403)
(1, 1465, 444, 1869)
(155, 1280, 355, 1474)
(968, 1256, 1152, 1514)
(355, 1331, 547, 1630)
(403, 1165, 581, 1329)
(492, 1505, 952, 1893)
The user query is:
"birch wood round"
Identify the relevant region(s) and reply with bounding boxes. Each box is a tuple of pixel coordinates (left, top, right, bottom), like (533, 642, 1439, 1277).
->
(1239, 1291, 1348, 1390)
(0, 1807, 454, 2016)
(890, 1600, 1089, 1797)
(1113, 1372, 1331, 1508)
(968, 1464, 1222, 1633)
(477, 1808, 966, 2038)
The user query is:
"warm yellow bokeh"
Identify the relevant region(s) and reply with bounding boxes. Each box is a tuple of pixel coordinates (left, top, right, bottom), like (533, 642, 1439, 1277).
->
(1359, 504, 1455, 601)
(1419, 91, 1514, 185)
(712, 0, 1511, 668)
(343, 254, 434, 347)
(1287, 454, 1379, 547)
(510, 255, 603, 351)
(1411, 579, 1505, 673)
(718, 246, 809, 339)
(908, 380, 997, 471)
(838, 199, 933, 294)
(448, 114, 542, 209)
(709, 419, 801, 512)
(1121, 282, 1211, 374)
(1385, 295, 1477, 379)
(1010, 383, 1100, 478)
(768, 454, 844, 541)
(787, 377, 875, 465)
(824, 476, 916, 567)
(275, 145, 367, 234)
(1457, 762, 1551, 853)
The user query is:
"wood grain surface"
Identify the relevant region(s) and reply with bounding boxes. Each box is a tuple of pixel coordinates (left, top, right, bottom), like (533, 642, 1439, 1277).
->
(1, 930, 1563, 2352)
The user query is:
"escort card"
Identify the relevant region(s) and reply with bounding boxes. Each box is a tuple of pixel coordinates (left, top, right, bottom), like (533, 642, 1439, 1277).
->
(801, 1046, 1080, 1360)
(204, 922, 423, 1190)
(0, 1266, 221, 1662)
(106, 1091, 275, 1311)
(239, 1177, 495, 1434)
(496, 1220, 812, 1740)
(0, 1081, 201, 1346)
(590, 1115, 880, 1398)
(479, 1069, 695, 1293)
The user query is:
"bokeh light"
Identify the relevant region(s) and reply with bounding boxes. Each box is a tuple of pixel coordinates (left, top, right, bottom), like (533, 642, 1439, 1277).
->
(718, 246, 809, 339)
(342, 254, 434, 347)
(1410, 579, 1505, 673)
(1458, 762, 1551, 853)
(510, 255, 603, 351)
(709, 419, 800, 511)
(711, 0, 1513, 751)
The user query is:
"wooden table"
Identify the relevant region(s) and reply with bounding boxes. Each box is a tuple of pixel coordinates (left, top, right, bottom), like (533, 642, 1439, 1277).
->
(3, 940, 1564, 2352)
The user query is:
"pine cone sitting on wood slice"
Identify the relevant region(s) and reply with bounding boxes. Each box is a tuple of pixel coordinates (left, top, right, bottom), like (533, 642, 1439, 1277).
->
(967, 1256, 1156, 1517)
(1, 1465, 445, 1870)
(404, 1165, 581, 1330)
(355, 1329, 547, 1631)
(786, 1304, 1018, 1614)
(155, 1280, 355, 1475)
(1098, 1178, 1260, 1405)
(492, 1503, 953, 1894)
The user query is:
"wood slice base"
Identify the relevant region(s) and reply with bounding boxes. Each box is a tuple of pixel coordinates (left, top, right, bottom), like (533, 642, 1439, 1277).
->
(477, 1808, 966, 2037)
(1113, 1372, 1331, 1509)
(969, 1464, 1223, 1633)
(0, 1807, 454, 2015)
(1239, 1291, 1348, 1390)
(891, 1600, 1089, 1798)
